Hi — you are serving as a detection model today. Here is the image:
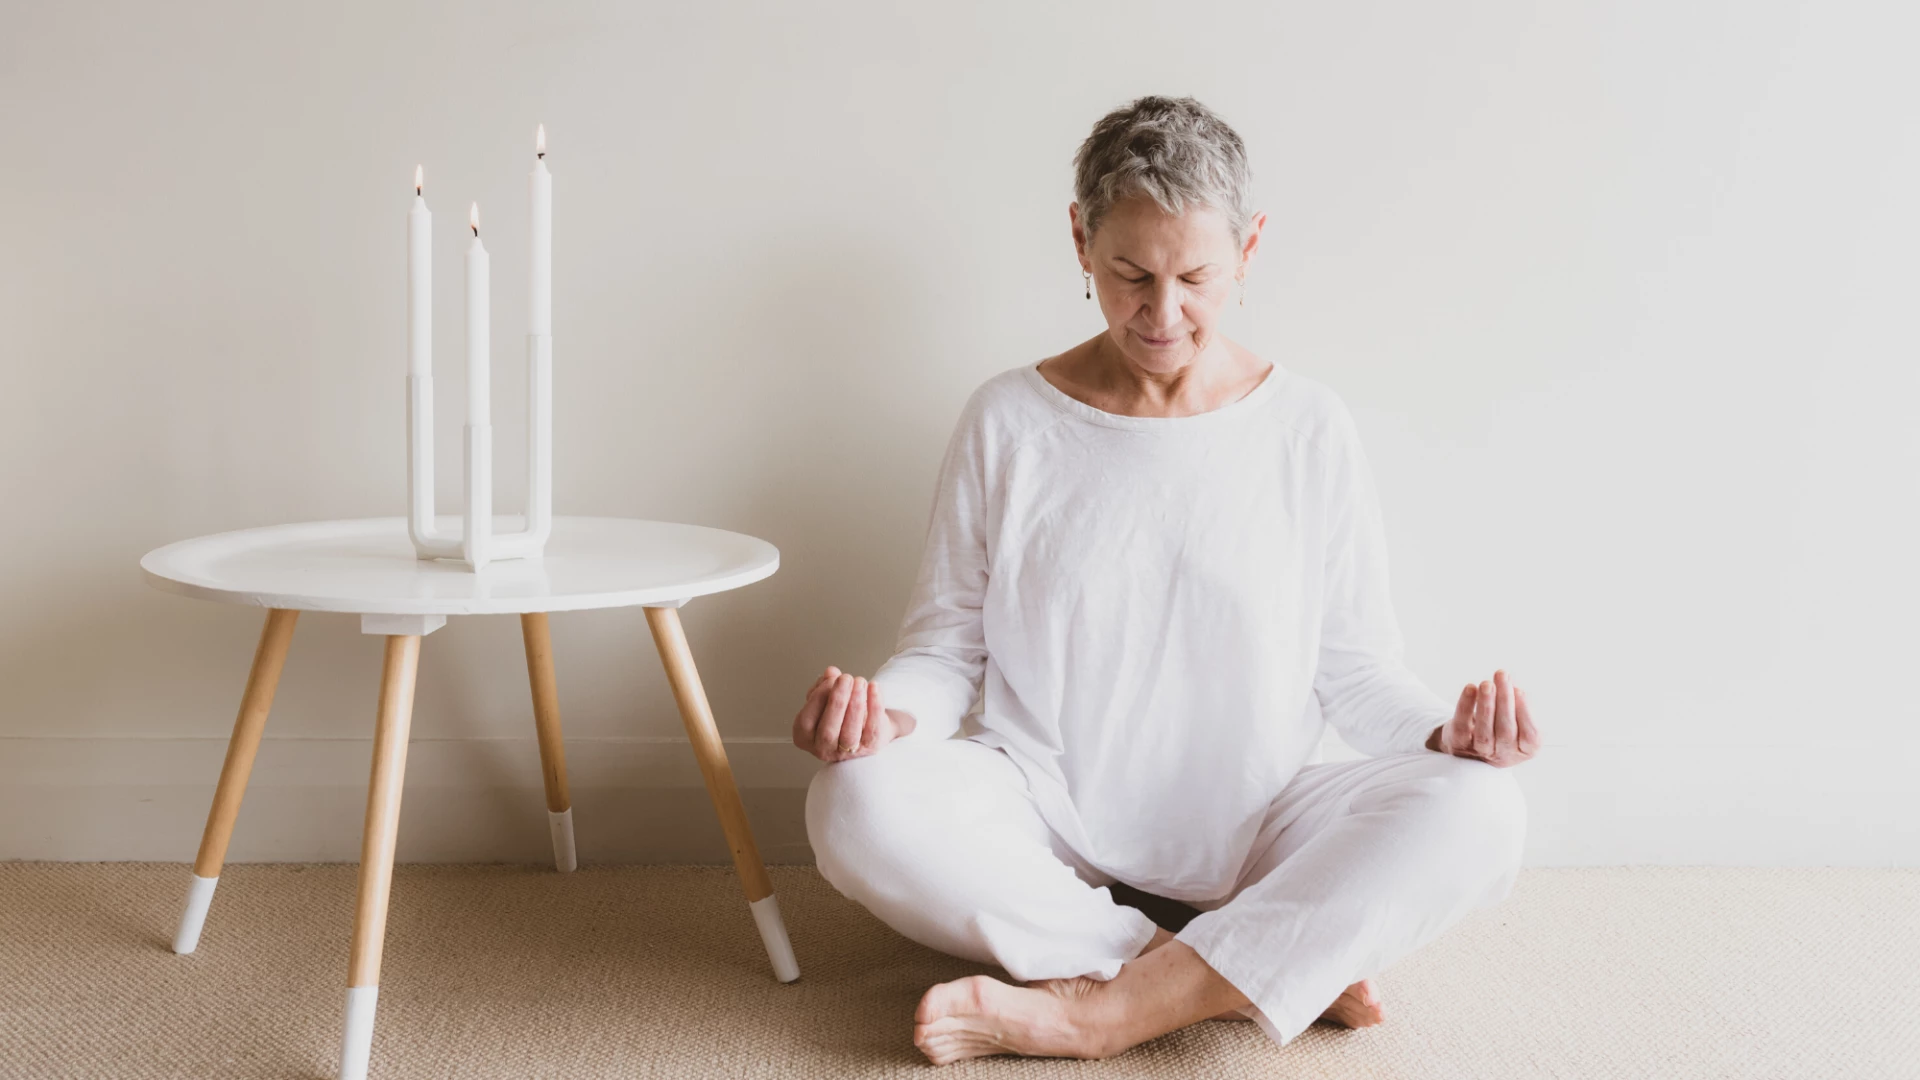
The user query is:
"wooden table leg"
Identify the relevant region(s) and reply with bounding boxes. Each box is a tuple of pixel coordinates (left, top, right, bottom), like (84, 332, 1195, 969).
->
(520, 612, 577, 871)
(173, 607, 299, 955)
(338, 634, 422, 1080)
(643, 604, 799, 983)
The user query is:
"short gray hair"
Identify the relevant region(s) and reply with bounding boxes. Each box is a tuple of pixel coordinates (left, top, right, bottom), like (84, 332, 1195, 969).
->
(1072, 95, 1253, 244)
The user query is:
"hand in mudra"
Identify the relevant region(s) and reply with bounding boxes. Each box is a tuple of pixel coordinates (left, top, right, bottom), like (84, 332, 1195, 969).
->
(792, 666, 910, 763)
(1429, 668, 1540, 768)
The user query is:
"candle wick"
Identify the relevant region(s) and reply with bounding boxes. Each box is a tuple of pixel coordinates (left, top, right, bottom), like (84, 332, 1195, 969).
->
(537, 151, 545, 159)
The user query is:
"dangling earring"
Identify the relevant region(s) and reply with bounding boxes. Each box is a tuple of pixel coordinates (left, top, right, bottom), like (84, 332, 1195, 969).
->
(1238, 274, 1246, 307)
(1083, 269, 1092, 299)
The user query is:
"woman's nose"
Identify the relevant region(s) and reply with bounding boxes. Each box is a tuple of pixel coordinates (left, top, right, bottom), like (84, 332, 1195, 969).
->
(1143, 282, 1183, 330)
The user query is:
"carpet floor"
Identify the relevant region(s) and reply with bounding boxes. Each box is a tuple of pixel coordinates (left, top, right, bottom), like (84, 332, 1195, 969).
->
(0, 863, 1911, 1079)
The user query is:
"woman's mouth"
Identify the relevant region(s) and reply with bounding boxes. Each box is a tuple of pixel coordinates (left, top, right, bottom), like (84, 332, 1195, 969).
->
(1134, 331, 1182, 348)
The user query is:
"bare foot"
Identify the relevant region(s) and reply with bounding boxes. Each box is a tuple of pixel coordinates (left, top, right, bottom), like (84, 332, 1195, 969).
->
(1008, 928, 1383, 1040)
(1024, 929, 1386, 1027)
(914, 974, 1103, 1065)
(1318, 978, 1386, 1028)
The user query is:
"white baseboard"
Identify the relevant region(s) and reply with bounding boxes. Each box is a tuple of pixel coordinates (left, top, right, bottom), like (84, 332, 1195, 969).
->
(1, 735, 1911, 866)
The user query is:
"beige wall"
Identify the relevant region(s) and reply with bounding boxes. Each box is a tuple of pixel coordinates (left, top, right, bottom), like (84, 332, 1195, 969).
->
(3, 0, 1914, 865)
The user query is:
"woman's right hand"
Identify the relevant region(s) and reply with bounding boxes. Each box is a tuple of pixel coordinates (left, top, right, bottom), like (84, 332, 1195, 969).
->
(792, 666, 905, 763)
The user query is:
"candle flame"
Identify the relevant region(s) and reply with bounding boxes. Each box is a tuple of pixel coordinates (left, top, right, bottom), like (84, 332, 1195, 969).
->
(536, 123, 546, 158)
(414, 165, 423, 194)
(470, 202, 480, 235)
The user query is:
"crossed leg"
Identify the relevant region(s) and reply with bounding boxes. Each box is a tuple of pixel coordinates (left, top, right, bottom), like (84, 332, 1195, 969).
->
(807, 737, 1525, 1064)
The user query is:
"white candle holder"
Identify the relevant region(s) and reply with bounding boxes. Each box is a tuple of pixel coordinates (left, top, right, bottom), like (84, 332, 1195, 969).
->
(405, 334, 551, 571)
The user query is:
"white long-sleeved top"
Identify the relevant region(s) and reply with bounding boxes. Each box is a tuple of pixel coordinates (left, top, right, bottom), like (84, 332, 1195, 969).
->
(870, 359, 1452, 902)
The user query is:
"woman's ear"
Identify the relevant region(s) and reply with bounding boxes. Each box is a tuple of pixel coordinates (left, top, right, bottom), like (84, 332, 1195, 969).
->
(1069, 202, 1091, 267)
(1240, 210, 1268, 266)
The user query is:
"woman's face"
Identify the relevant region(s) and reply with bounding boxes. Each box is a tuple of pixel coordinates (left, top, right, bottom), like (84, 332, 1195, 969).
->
(1073, 195, 1263, 375)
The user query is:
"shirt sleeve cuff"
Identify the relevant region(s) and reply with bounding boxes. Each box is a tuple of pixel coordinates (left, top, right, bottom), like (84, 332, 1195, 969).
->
(870, 668, 968, 744)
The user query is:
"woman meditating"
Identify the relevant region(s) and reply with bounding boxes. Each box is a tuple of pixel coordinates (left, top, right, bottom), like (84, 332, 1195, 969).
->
(795, 94, 1541, 1066)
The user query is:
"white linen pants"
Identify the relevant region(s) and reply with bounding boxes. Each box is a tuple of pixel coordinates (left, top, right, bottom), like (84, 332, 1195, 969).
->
(805, 735, 1527, 1048)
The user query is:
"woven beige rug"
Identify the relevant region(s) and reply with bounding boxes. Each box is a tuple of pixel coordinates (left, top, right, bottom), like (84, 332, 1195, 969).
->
(0, 863, 1911, 1078)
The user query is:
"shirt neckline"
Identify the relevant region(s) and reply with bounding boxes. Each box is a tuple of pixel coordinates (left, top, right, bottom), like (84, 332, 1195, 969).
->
(1021, 358, 1283, 431)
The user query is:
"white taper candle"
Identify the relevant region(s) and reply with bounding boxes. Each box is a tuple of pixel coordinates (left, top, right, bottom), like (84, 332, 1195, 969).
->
(466, 203, 490, 425)
(530, 124, 552, 335)
(408, 167, 430, 376)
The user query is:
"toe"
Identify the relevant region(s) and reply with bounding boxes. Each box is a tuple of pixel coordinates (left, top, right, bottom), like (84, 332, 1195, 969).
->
(915, 976, 982, 1025)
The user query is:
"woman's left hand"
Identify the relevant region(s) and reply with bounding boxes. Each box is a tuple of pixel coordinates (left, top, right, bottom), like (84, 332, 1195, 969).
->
(1428, 669, 1540, 768)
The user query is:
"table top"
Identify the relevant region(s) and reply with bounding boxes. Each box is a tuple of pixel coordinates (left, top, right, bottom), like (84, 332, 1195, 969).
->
(140, 516, 780, 616)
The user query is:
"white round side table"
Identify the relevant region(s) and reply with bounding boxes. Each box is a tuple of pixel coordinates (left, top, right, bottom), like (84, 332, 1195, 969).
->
(140, 515, 794, 1080)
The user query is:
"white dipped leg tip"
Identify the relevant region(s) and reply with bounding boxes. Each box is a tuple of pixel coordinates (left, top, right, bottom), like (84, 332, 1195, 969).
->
(172, 874, 219, 954)
(338, 985, 380, 1080)
(749, 892, 800, 982)
(547, 808, 577, 872)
